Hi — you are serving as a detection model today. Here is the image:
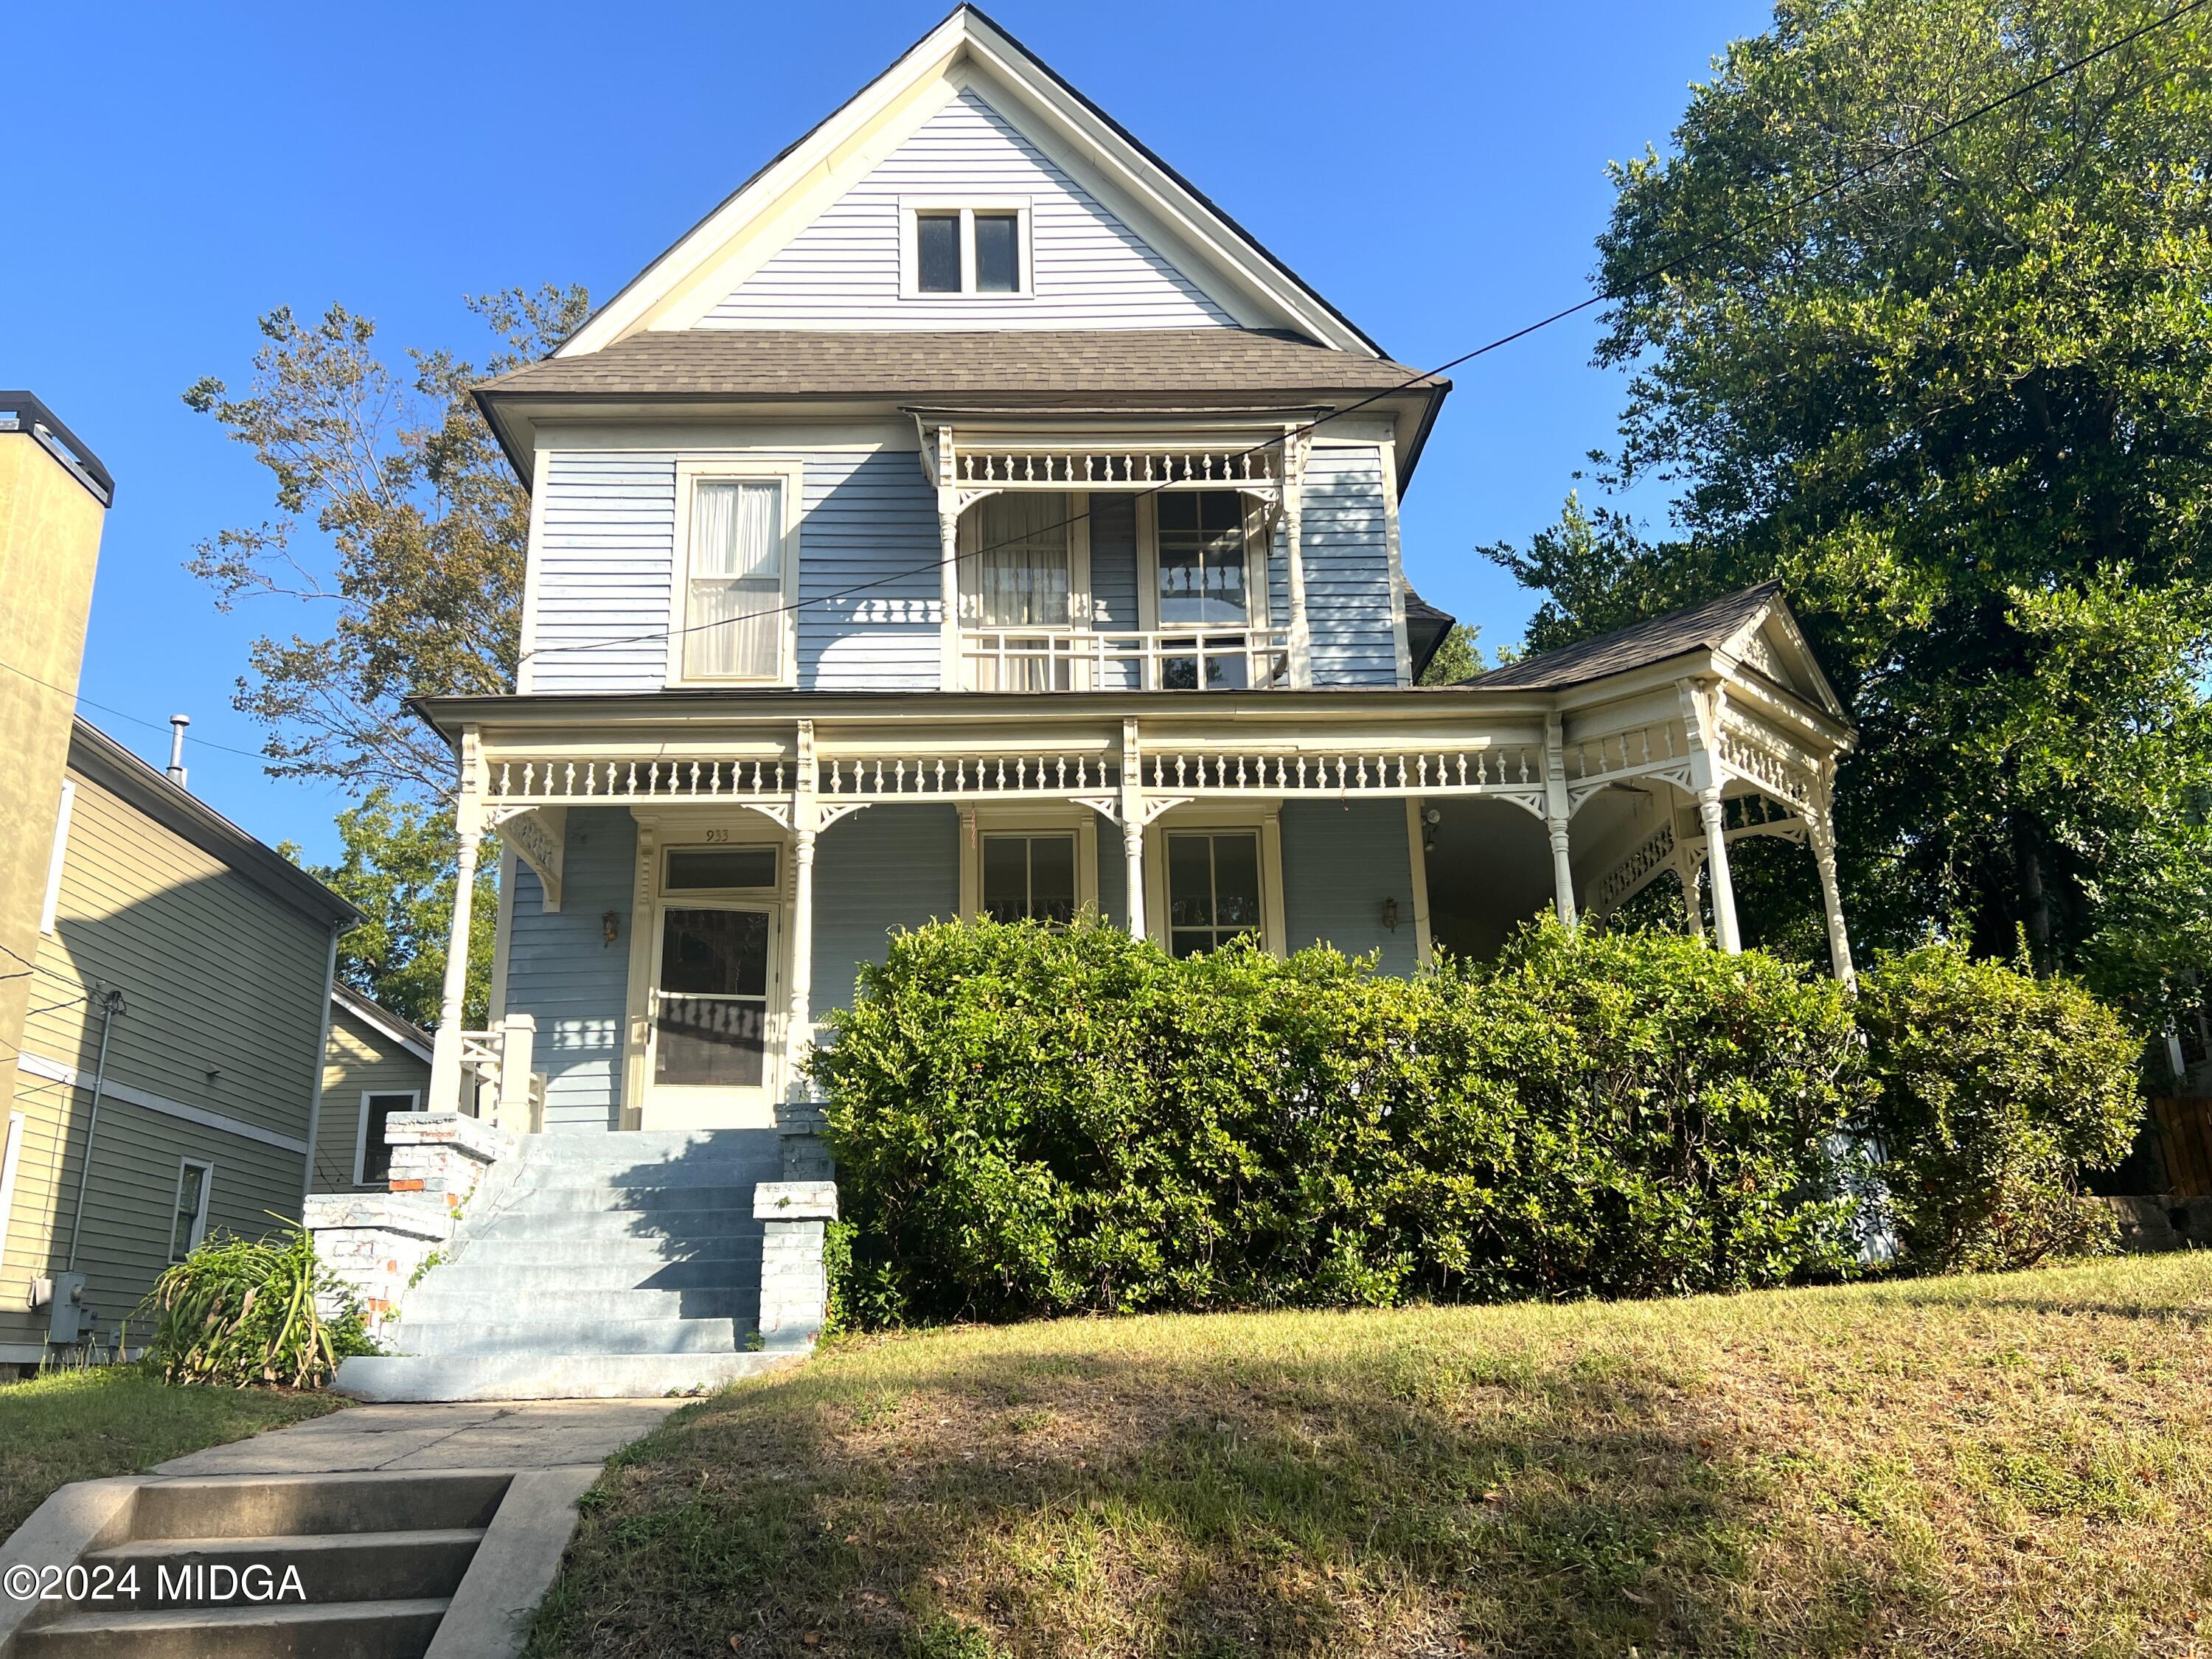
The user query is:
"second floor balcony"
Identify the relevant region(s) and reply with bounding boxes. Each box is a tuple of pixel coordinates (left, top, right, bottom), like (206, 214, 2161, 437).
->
(961, 625, 1294, 692)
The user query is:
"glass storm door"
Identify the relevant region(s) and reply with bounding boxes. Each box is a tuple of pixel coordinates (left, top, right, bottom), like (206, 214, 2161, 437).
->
(646, 903, 779, 1128)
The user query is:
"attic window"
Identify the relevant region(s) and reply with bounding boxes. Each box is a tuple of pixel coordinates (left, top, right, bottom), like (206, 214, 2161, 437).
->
(902, 200, 1032, 299)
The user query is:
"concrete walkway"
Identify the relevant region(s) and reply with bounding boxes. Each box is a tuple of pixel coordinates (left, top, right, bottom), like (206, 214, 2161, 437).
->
(153, 1397, 686, 1476)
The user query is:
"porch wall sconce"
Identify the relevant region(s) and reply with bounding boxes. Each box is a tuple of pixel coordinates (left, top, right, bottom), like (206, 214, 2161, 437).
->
(1382, 897, 1400, 933)
(602, 911, 622, 946)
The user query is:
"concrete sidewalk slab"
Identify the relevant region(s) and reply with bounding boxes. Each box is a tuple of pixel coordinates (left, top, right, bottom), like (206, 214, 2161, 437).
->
(151, 1398, 684, 1476)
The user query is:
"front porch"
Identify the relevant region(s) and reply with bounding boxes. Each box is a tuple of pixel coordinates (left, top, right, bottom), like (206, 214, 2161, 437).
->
(421, 603, 1857, 1133)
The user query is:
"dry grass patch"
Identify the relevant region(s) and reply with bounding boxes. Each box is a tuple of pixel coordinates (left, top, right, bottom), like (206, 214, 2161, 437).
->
(530, 1255, 2212, 1658)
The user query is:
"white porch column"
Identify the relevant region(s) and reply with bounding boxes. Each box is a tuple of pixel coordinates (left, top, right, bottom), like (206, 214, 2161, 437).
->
(1808, 776, 1855, 984)
(786, 720, 818, 1098)
(1698, 787, 1742, 954)
(1542, 712, 1578, 928)
(1282, 428, 1313, 690)
(936, 423, 961, 691)
(428, 726, 484, 1113)
(1119, 716, 1147, 937)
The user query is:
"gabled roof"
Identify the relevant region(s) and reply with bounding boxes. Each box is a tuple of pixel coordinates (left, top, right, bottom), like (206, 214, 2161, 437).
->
(555, 5, 1390, 361)
(1463, 582, 1849, 719)
(331, 983, 434, 1065)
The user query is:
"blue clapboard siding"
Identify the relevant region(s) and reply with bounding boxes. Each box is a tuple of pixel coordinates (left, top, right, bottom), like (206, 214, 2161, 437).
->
(529, 453, 675, 692)
(1095, 827, 1126, 925)
(810, 806, 959, 1015)
(797, 449, 942, 689)
(703, 89, 1233, 331)
(1088, 494, 1141, 690)
(503, 808, 637, 1132)
(1280, 800, 1419, 974)
(528, 447, 942, 694)
(1301, 447, 1402, 687)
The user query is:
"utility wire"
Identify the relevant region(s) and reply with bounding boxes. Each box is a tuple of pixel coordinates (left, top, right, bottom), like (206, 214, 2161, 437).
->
(0, 654, 274, 762)
(516, 0, 2210, 669)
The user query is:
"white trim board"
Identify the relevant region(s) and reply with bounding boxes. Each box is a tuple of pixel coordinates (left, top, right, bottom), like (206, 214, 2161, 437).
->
(0, 1110, 24, 1275)
(15, 1052, 310, 1157)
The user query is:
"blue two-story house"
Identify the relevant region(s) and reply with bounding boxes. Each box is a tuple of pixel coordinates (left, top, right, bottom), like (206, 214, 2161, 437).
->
(413, 4, 1859, 1145)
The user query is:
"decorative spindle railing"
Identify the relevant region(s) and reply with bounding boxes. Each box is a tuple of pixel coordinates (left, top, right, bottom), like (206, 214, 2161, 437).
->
(1565, 723, 1682, 779)
(486, 758, 794, 803)
(1139, 747, 1545, 796)
(1716, 723, 1816, 807)
(955, 446, 1282, 489)
(1587, 819, 1680, 918)
(960, 627, 1292, 692)
(817, 754, 1122, 799)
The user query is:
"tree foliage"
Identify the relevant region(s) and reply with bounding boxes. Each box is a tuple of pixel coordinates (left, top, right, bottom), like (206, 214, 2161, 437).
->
(184, 287, 588, 798)
(284, 787, 496, 1029)
(1489, 0, 2212, 1021)
(1416, 622, 1488, 685)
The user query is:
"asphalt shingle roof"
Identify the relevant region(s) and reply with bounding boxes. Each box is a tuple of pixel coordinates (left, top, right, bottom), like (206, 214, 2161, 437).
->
(1464, 582, 1784, 692)
(477, 329, 1446, 401)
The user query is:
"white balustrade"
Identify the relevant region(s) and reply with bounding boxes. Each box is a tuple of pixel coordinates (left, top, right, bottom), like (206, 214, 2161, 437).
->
(959, 626, 1293, 693)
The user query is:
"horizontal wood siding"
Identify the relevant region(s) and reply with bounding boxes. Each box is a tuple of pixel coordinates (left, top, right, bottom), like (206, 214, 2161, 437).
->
(503, 808, 636, 1132)
(529, 453, 676, 693)
(527, 447, 943, 695)
(703, 88, 1234, 331)
(3, 771, 329, 1352)
(811, 807, 959, 1015)
(1280, 800, 1419, 975)
(1089, 495, 1141, 689)
(1300, 447, 1400, 687)
(314, 1006, 430, 1192)
(797, 449, 942, 689)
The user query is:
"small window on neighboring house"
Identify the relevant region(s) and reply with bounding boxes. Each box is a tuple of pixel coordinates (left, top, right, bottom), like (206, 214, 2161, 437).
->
(1166, 831, 1263, 958)
(684, 478, 786, 681)
(916, 212, 961, 293)
(171, 1160, 212, 1262)
(982, 833, 1077, 925)
(357, 1093, 420, 1186)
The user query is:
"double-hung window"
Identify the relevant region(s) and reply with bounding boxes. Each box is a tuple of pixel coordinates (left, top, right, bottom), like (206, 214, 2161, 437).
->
(680, 473, 793, 684)
(967, 492, 1074, 689)
(1156, 490, 1258, 689)
(981, 833, 1077, 925)
(1165, 830, 1263, 957)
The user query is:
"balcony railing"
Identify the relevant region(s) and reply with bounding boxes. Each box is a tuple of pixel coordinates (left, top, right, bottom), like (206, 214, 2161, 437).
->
(960, 626, 1293, 692)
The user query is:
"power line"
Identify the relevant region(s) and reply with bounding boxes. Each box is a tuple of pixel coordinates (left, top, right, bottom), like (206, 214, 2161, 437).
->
(517, 0, 2210, 669)
(0, 654, 272, 762)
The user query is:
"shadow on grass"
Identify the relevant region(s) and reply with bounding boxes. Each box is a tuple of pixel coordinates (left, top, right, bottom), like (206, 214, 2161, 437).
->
(527, 1333, 1889, 1659)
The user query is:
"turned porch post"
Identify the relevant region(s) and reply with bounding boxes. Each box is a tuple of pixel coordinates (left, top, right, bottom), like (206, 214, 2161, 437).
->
(428, 726, 484, 1112)
(1679, 680, 1742, 953)
(1541, 711, 1578, 928)
(936, 424, 961, 691)
(1808, 768, 1855, 984)
(1282, 428, 1313, 690)
(787, 720, 819, 1096)
(1119, 717, 1147, 937)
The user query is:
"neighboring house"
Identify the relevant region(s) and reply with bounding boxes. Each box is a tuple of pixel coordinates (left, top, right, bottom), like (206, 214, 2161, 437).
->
(0, 718, 356, 1368)
(327, 5, 1865, 1401)
(0, 393, 109, 1088)
(313, 984, 434, 1192)
(414, 6, 1860, 1137)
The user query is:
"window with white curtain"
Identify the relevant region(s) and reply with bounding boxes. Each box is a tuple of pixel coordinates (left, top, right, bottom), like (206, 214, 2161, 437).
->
(975, 492, 1071, 628)
(684, 478, 785, 681)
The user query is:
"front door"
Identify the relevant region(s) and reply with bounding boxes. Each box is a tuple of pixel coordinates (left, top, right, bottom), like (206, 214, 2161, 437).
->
(642, 902, 780, 1129)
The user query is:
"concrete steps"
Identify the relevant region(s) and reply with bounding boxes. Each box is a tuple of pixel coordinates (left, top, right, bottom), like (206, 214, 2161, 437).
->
(335, 1130, 781, 1402)
(8, 1472, 509, 1659)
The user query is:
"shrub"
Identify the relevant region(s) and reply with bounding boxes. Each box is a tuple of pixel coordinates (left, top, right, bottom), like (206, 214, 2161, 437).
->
(1857, 942, 2140, 1271)
(142, 1220, 372, 1388)
(808, 917, 1867, 1324)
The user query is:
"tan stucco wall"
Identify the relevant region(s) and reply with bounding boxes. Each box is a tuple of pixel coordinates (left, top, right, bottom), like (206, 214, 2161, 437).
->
(0, 431, 105, 1071)
(2, 769, 328, 1356)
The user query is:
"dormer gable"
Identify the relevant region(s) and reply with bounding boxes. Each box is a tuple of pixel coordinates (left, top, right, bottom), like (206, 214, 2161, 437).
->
(558, 4, 1385, 358)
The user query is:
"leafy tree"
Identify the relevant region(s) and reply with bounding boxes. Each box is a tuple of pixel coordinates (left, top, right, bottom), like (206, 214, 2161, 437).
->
(1490, 0, 2212, 1024)
(284, 788, 496, 1029)
(1416, 622, 1488, 686)
(184, 286, 589, 798)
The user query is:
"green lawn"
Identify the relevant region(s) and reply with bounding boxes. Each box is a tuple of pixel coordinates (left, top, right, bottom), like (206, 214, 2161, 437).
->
(532, 1253, 2212, 1659)
(0, 1366, 344, 1540)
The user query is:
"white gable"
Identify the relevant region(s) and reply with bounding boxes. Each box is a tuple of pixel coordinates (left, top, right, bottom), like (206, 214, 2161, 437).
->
(560, 8, 1380, 358)
(698, 88, 1235, 331)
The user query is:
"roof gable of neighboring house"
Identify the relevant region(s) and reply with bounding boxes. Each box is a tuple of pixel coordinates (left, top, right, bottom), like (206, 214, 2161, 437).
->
(559, 4, 1385, 358)
(330, 984, 434, 1065)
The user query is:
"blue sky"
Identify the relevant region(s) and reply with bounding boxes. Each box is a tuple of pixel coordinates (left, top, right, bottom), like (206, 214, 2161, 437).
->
(1, 0, 1770, 863)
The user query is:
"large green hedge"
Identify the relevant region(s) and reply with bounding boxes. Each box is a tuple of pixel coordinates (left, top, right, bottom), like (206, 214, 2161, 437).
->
(810, 918, 1881, 1326)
